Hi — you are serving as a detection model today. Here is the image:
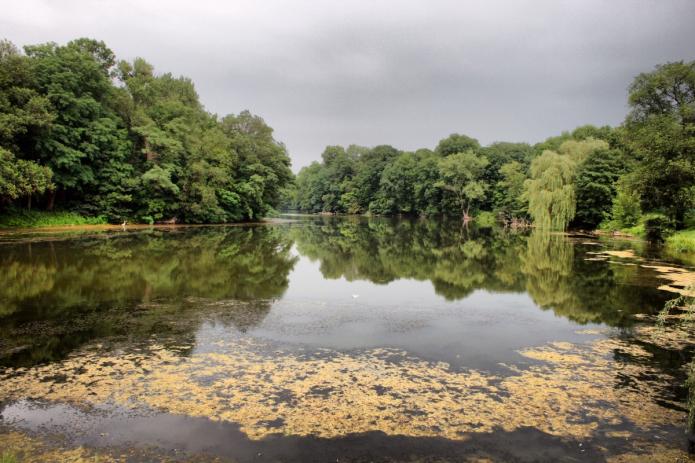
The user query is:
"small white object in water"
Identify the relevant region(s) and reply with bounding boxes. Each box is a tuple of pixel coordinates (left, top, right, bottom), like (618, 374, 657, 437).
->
(352, 294, 359, 298)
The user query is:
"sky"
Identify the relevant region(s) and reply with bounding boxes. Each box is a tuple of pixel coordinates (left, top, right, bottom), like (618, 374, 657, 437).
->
(3, 1, 694, 170)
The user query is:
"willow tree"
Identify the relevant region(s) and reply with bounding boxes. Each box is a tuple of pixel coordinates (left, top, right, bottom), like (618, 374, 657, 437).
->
(524, 150, 576, 230)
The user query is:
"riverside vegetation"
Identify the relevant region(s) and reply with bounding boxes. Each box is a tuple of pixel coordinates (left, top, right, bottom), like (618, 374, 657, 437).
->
(0, 38, 292, 225)
(285, 61, 695, 257)
(0, 37, 692, 251)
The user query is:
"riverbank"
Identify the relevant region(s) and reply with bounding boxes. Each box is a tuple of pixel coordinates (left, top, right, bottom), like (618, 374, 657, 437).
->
(666, 230, 695, 254)
(0, 210, 295, 233)
(0, 210, 108, 229)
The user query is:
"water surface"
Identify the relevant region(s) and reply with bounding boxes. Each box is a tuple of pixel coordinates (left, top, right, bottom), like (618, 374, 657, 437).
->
(0, 216, 693, 462)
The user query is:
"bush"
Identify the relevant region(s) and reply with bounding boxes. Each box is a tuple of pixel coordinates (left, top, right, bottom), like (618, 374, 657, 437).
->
(610, 188, 641, 228)
(644, 214, 674, 243)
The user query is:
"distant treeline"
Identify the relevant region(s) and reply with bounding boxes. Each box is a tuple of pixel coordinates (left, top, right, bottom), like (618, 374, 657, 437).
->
(284, 61, 695, 232)
(0, 38, 292, 223)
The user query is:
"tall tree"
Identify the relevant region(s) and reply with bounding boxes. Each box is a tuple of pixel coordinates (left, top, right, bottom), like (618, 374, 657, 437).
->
(524, 151, 576, 230)
(435, 133, 480, 157)
(573, 148, 625, 228)
(353, 144, 399, 212)
(625, 61, 695, 227)
(436, 152, 489, 221)
(494, 161, 528, 221)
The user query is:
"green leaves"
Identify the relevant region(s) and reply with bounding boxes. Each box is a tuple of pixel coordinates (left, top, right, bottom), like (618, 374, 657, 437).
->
(524, 151, 577, 230)
(0, 148, 53, 202)
(625, 61, 695, 227)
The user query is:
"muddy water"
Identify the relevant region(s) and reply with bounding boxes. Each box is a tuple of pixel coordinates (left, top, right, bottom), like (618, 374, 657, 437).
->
(1, 216, 694, 462)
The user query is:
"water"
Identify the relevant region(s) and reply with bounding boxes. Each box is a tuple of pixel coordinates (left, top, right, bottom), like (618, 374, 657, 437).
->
(0, 216, 693, 462)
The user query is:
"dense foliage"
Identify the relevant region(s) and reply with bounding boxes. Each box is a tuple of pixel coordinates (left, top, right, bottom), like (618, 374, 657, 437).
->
(2, 38, 692, 233)
(287, 61, 694, 234)
(0, 38, 291, 223)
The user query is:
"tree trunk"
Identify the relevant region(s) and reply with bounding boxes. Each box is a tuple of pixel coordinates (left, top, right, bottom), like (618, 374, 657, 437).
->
(27, 194, 31, 211)
(47, 190, 56, 211)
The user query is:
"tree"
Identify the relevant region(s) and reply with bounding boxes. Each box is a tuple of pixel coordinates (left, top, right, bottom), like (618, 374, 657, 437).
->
(495, 161, 528, 221)
(295, 162, 329, 213)
(609, 178, 642, 228)
(436, 152, 489, 221)
(0, 147, 53, 208)
(353, 145, 399, 212)
(479, 142, 533, 210)
(524, 150, 576, 230)
(373, 152, 419, 214)
(625, 61, 695, 228)
(0, 40, 53, 155)
(573, 148, 625, 228)
(435, 133, 480, 157)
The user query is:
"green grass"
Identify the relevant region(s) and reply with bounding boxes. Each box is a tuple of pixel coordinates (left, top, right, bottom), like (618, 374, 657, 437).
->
(665, 229, 695, 254)
(599, 219, 646, 237)
(0, 209, 107, 228)
(1, 452, 17, 463)
(600, 212, 671, 239)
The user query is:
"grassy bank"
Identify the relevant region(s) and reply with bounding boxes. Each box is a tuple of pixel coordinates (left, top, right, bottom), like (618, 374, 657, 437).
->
(666, 230, 695, 254)
(0, 210, 107, 228)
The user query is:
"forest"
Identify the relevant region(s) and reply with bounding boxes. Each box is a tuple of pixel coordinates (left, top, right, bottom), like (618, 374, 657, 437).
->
(0, 37, 693, 244)
(285, 60, 695, 244)
(0, 38, 292, 224)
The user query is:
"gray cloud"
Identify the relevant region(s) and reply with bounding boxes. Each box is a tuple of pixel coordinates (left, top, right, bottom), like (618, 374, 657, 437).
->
(2, 0, 694, 170)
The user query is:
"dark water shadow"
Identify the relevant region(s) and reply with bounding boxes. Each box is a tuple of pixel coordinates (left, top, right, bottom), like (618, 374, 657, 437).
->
(2, 400, 685, 463)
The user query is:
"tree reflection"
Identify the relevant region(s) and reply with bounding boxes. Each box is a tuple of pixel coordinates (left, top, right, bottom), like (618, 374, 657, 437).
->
(291, 217, 666, 324)
(0, 227, 297, 366)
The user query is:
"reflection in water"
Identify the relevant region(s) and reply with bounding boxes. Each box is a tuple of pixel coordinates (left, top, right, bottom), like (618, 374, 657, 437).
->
(0, 227, 297, 366)
(291, 217, 667, 323)
(1, 217, 694, 462)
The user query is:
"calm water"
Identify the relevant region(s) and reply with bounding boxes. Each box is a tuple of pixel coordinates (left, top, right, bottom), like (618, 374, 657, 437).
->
(0, 216, 693, 462)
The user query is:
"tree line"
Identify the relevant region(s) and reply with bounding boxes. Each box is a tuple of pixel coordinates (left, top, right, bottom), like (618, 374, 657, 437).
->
(1, 38, 692, 231)
(285, 61, 695, 232)
(0, 38, 292, 223)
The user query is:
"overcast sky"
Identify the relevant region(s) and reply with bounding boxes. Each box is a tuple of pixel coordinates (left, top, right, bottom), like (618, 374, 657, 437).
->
(3, 1, 694, 170)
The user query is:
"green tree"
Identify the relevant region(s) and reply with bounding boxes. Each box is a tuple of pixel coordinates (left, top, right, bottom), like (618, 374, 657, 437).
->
(353, 145, 399, 213)
(436, 152, 489, 220)
(495, 161, 528, 221)
(0, 147, 53, 208)
(23, 39, 134, 216)
(524, 150, 576, 230)
(625, 61, 695, 227)
(609, 179, 642, 228)
(0, 40, 53, 155)
(373, 152, 419, 214)
(435, 133, 480, 157)
(573, 148, 625, 228)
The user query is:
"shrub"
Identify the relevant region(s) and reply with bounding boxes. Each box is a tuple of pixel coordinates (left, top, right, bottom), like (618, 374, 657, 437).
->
(644, 214, 674, 243)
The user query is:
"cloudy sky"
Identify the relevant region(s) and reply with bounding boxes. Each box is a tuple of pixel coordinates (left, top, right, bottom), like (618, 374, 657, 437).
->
(3, 1, 694, 170)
